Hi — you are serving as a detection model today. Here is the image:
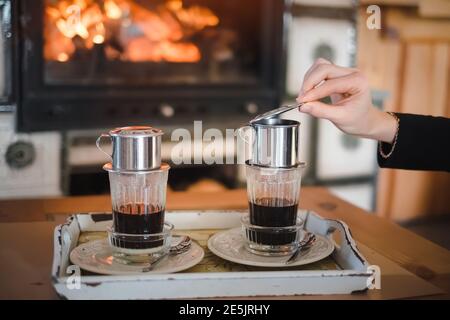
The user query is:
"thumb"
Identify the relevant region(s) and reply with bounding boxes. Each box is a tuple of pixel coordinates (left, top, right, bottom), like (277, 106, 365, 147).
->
(299, 101, 342, 121)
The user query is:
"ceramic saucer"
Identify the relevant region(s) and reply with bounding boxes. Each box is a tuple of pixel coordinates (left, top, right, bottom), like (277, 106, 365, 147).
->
(207, 227, 334, 267)
(70, 237, 204, 275)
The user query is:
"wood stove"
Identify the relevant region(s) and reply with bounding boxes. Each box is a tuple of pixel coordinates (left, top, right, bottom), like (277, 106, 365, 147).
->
(15, 0, 289, 132)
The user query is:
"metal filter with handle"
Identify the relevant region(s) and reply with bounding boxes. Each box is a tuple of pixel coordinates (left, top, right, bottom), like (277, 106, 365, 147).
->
(238, 108, 303, 168)
(96, 126, 163, 172)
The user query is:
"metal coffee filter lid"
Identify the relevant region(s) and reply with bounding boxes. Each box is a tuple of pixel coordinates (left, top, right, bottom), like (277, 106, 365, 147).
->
(110, 126, 163, 137)
(249, 103, 303, 124)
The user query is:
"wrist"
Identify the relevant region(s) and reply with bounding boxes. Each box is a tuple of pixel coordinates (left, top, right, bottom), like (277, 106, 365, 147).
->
(365, 108, 398, 143)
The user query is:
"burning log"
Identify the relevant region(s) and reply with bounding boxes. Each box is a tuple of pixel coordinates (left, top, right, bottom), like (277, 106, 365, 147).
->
(44, 0, 221, 63)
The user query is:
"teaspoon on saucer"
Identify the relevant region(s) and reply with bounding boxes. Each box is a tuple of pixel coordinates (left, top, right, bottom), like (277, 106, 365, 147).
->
(285, 232, 316, 265)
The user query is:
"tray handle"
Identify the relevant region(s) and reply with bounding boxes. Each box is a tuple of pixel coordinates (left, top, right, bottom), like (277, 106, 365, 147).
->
(324, 218, 369, 271)
(301, 211, 368, 271)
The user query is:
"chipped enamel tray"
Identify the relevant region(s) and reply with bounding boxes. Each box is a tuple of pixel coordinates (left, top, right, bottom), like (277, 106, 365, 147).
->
(52, 210, 371, 299)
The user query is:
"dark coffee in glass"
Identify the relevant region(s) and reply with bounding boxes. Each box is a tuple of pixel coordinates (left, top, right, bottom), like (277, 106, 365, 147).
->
(111, 203, 165, 249)
(248, 197, 298, 245)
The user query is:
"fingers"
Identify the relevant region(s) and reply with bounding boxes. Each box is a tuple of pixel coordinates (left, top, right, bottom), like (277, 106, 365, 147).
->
(299, 101, 343, 122)
(297, 72, 367, 103)
(299, 58, 331, 96)
(299, 63, 357, 98)
(303, 58, 332, 83)
(314, 57, 331, 65)
(303, 58, 332, 81)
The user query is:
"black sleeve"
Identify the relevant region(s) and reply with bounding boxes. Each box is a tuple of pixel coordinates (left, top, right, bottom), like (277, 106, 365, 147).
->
(377, 113, 450, 172)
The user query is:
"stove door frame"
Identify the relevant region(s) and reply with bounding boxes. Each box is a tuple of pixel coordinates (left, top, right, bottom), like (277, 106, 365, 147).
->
(0, 0, 15, 109)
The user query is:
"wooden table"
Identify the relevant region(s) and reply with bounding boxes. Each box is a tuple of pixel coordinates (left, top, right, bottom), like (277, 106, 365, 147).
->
(0, 187, 449, 299)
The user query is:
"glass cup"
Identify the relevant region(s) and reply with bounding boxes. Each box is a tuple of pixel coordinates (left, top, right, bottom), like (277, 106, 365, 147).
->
(105, 163, 170, 262)
(107, 223, 173, 263)
(241, 216, 304, 256)
(245, 161, 305, 256)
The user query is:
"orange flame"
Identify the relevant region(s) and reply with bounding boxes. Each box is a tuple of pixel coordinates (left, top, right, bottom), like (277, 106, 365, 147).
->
(169, 4, 219, 30)
(105, 0, 122, 19)
(45, 0, 220, 63)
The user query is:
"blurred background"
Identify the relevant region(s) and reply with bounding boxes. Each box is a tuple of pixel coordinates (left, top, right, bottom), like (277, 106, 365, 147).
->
(0, 0, 449, 246)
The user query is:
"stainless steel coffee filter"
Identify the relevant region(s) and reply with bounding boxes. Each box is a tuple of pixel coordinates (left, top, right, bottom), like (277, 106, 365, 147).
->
(249, 118, 300, 168)
(97, 126, 163, 171)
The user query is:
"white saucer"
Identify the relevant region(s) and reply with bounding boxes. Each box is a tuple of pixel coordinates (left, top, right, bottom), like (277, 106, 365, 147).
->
(207, 227, 334, 267)
(70, 238, 204, 275)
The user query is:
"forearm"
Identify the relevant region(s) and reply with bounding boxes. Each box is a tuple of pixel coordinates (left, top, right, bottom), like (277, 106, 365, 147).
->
(377, 113, 450, 172)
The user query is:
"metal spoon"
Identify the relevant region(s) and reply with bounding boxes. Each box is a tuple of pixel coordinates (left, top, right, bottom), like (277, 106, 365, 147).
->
(249, 79, 328, 124)
(285, 232, 316, 265)
(142, 236, 192, 272)
(249, 103, 304, 124)
(169, 236, 192, 255)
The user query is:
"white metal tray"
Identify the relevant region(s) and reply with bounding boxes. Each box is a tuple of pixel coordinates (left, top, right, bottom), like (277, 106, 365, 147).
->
(52, 210, 372, 299)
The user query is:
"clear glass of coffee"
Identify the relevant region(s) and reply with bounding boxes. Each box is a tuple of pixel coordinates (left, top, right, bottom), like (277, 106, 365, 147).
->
(97, 126, 172, 263)
(244, 162, 305, 256)
(105, 162, 171, 261)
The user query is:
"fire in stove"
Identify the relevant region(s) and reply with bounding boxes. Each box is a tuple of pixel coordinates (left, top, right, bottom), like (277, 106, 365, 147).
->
(44, 0, 222, 63)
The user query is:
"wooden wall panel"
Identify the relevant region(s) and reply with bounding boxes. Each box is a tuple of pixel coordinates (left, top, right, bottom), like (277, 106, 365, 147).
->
(389, 43, 450, 221)
(357, 7, 403, 218)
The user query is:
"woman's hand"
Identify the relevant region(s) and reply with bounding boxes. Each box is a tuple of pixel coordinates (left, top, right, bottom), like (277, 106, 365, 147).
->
(296, 58, 397, 143)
